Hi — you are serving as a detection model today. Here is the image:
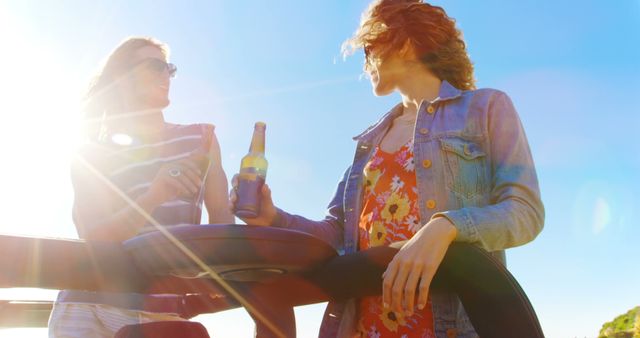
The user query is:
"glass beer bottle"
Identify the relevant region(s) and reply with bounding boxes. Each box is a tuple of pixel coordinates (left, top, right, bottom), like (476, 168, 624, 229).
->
(235, 122, 268, 218)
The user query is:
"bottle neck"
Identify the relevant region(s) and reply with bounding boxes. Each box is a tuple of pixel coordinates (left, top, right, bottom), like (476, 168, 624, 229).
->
(248, 128, 265, 155)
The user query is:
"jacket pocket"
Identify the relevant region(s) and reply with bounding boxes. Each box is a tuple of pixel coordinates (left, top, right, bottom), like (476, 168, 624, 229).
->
(440, 137, 487, 199)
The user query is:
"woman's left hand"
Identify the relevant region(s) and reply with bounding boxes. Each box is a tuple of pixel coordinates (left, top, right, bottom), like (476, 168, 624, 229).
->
(382, 217, 458, 316)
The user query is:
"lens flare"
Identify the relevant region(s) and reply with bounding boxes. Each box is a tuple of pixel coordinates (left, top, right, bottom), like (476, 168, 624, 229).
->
(591, 197, 611, 235)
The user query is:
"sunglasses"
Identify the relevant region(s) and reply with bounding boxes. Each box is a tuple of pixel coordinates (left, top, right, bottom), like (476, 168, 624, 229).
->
(132, 58, 177, 78)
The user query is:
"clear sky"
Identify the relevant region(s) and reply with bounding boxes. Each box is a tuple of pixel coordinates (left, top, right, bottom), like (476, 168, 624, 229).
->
(0, 1, 638, 337)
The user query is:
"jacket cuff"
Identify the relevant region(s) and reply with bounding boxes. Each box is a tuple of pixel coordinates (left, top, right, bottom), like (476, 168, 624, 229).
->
(431, 209, 479, 243)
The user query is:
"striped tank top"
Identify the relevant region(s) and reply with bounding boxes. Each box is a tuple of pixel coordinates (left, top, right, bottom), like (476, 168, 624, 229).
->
(77, 122, 214, 230)
(58, 123, 215, 313)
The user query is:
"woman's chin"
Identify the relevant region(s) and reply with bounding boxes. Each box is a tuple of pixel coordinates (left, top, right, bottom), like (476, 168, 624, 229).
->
(151, 97, 170, 109)
(372, 85, 393, 97)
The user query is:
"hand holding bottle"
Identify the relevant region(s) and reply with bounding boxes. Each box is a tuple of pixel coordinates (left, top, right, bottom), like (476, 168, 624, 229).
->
(230, 122, 278, 225)
(229, 174, 278, 226)
(234, 122, 268, 217)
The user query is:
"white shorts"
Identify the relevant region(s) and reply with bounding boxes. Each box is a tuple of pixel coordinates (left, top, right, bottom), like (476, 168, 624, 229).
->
(48, 302, 186, 338)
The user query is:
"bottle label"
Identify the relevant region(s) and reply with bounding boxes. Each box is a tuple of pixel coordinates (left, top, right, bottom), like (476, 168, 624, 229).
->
(239, 166, 266, 180)
(239, 172, 259, 181)
(235, 176, 265, 218)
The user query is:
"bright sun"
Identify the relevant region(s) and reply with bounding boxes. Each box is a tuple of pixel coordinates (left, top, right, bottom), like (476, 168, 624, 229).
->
(0, 9, 93, 337)
(0, 8, 82, 239)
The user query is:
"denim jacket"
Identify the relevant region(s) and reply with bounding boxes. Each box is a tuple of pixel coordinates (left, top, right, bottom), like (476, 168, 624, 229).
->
(276, 80, 544, 337)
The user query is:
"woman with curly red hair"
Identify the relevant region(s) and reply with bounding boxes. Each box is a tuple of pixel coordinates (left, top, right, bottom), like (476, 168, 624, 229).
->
(233, 1, 544, 336)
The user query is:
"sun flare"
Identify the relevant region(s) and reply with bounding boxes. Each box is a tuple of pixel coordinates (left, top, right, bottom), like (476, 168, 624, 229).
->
(0, 8, 83, 239)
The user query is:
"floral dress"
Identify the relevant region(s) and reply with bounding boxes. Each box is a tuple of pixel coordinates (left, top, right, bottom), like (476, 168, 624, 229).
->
(356, 140, 435, 338)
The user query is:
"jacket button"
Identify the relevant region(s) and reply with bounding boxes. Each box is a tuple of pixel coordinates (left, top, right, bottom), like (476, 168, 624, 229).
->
(426, 200, 436, 209)
(422, 159, 432, 168)
(419, 128, 429, 135)
(446, 328, 457, 338)
(427, 105, 435, 114)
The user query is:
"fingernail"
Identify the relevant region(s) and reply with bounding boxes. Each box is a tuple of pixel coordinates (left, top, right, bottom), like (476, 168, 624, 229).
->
(383, 302, 388, 308)
(418, 304, 424, 310)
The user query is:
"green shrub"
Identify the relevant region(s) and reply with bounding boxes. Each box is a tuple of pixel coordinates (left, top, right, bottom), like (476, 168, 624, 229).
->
(599, 307, 639, 338)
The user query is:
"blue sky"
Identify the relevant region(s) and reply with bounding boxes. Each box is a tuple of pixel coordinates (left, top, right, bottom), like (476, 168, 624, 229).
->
(0, 1, 638, 337)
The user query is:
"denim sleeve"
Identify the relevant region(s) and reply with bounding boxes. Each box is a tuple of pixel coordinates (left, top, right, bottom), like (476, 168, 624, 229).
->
(272, 167, 349, 251)
(433, 92, 545, 251)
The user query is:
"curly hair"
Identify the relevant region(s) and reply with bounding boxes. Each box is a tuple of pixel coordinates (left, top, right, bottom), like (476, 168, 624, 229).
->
(342, 0, 475, 90)
(83, 37, 169, 140)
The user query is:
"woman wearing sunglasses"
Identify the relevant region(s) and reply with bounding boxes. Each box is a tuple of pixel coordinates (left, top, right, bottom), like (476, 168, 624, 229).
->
(232, 0, 544, 337)
(48, 37, 233, 338)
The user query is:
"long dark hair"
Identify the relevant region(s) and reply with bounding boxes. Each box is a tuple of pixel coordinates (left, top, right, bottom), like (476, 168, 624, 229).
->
(83, 37, 169, 140)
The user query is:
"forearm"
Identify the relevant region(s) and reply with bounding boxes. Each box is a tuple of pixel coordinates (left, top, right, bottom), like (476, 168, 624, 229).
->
(206, 180, 234, 223)
(205, 165, 234, 224)
(434, 194, 544, 252)
(275, 208, 344, 251)
(208, 205, 234, 224)
(437, 91, 544, 252)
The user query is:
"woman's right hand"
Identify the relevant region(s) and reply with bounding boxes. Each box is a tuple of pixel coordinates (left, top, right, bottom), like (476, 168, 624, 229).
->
(229, 174, 278, 226)
(144, 157, 204, 206)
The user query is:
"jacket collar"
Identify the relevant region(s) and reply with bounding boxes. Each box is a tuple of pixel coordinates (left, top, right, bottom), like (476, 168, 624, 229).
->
(353, 80, 463, 142)
(437, 80, 463, 102)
